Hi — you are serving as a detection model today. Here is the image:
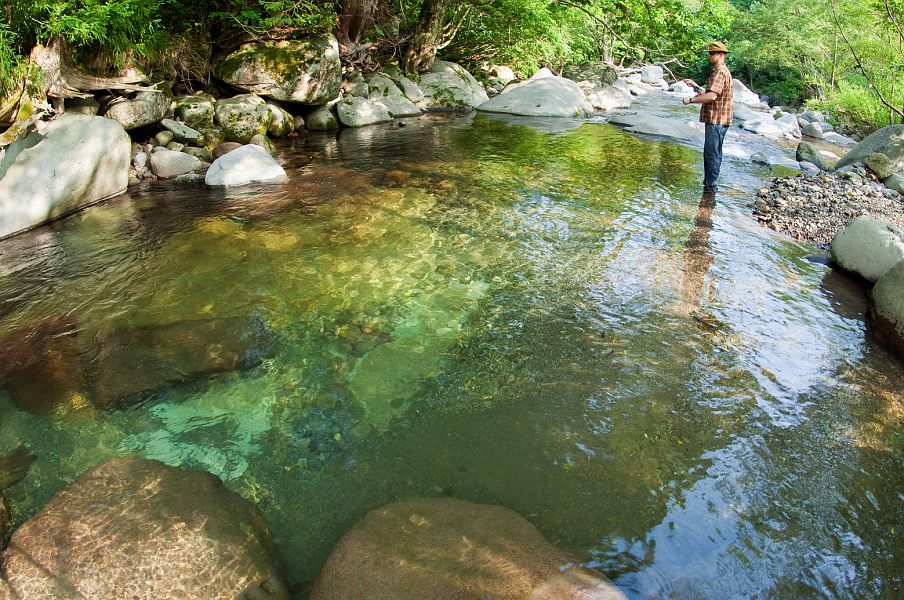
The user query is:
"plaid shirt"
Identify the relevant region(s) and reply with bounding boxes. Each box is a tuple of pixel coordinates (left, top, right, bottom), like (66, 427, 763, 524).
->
(700, 65, 733, 126)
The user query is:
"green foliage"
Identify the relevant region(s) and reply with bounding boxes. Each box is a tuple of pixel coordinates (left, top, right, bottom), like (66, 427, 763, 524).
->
(0, 23, 28, 102)
(209, 0, 336, 37)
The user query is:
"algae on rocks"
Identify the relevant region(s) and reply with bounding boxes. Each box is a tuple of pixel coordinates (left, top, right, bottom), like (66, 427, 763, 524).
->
(214, 36, 342, 105)
(215, 94, 272, 144)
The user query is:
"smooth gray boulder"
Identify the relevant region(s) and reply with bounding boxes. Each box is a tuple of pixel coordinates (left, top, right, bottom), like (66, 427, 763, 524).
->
(337, 96, 392, 127)
(214, 36, 342, 104)
(733, 79, 761, 106)
(800, 109, 826, 123)
(802, 122, 825, 138)
(380, 65, 425, 103)
(1, 457, 290, 600)
(160, 118, 202, 144)
(741, 112, 800, 138)
(836, 124, 904, 171)
(205, 143, 287, 187)
(0, 115, 130, 238)
(581, 80, 633, 111)
(823, 131, 857, 147)
(419, 61, 489, 110)
(885, 173, 904, 195)
(215, 94, 272, 143)
(305, 105, 339, 130)
(873, 260, 904, 355)
(104, 84, 172, 130)
(640, 64, 664, 84)
(478, 76, 592, 117)
(830, 216, 904, 282)
(366, 73, 422, 117)
(265, 101, 295, 138)
(149, 149, 203, 178)
(174, 95, 215, 129)
(310, 497, 626, 600)
(796, 140, 827, 170)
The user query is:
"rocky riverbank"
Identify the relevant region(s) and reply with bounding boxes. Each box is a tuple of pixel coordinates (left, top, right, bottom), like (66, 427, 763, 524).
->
(752, 169, 904, 249)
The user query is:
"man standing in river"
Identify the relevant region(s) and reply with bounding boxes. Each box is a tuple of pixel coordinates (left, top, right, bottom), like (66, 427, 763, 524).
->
(682, 42, 733, 193)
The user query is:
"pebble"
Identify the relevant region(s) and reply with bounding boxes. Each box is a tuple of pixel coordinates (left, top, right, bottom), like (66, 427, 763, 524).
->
(752, 172, 904, 248)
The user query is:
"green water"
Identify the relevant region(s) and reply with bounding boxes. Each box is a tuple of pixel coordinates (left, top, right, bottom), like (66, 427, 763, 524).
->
(1, 113, 902, 598)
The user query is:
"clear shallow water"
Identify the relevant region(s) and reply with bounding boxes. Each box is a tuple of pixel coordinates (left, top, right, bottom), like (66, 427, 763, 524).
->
(0, 112, 902, 598)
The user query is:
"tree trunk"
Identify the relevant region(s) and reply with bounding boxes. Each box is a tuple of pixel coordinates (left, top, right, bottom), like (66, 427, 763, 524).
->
(402, 0, 452, 76)
(337, 0, 378, 49)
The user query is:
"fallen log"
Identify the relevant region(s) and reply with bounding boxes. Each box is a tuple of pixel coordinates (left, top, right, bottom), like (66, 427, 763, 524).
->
(30, 36, 161, 99)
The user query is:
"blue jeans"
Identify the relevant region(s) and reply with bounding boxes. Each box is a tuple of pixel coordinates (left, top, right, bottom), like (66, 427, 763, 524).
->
(703, 123, 729, 192)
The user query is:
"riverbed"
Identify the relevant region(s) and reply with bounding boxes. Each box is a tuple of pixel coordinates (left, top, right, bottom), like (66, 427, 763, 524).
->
(1, 110, 902, 598)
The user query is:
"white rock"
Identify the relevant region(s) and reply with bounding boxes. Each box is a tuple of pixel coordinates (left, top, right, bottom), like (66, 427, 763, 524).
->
(0, 115, 130, 238)
(669, 81, 694, 95)
(830, 216, 904, 282)
(641, 65, 664, 84)
(477, 76, 592, 117)
(732, 79, 761, 106)
(205, 144, 287, 187)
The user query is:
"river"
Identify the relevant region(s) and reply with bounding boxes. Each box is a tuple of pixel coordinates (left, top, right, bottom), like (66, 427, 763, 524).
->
(0, 109, 902, 598)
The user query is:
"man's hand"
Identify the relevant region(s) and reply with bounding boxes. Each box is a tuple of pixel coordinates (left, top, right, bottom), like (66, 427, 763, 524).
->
(683, 78, 700, 90)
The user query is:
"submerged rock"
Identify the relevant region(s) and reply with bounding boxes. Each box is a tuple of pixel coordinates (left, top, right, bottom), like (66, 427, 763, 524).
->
(0, 316, 87, 413)
(90, 317, 273, 406)
(0, 114, 130, 238)
(831, 217, 904, 282)
(310, 497, 626, 600)
(1, 457, 290, 600)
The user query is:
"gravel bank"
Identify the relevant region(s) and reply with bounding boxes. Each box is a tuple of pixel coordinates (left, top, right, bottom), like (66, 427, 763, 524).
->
(752, 171, 904, 249)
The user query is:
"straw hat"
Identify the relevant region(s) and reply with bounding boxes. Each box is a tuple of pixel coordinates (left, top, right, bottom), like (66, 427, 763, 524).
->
(706, 41, 730, 53)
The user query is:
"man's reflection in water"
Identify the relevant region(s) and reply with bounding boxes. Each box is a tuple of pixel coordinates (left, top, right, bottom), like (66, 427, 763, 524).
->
(681, 191, 716, 315)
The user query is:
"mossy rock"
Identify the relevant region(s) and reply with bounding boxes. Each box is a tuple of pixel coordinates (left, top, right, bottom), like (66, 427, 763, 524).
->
(174, 95, 215, 130)
(265, 101, 295, 138)
(214, 94, 272, 144)
(305, 105, 338, 131)
(213, 36, 342, 105)
(418, 61, 488, 110)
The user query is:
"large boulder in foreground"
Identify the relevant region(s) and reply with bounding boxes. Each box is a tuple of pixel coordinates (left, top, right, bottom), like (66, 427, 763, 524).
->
(214, 36, 342, 105)
(418, 61, 489, 110)
(205, 143, 287, 187)
(310, 497, 626, 600)
(831, 217, 904, 282)
(0, 114, 130, 238)
(1, 457, 290, 600)
(478, 76, 592, 117)
(872, 260, 904, 355)
(836, 124, 904, 172)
